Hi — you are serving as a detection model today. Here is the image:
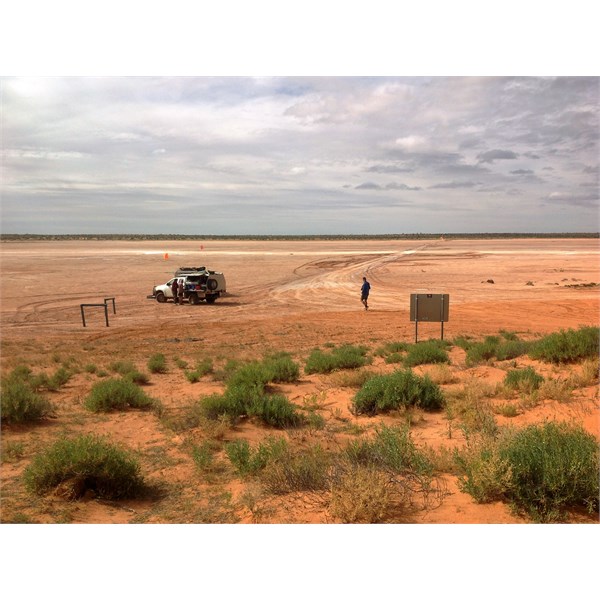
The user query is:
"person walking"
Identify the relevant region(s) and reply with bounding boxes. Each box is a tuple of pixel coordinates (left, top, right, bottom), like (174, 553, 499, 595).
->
(360, 276, 371, 310)
(171, 278, 179, 304)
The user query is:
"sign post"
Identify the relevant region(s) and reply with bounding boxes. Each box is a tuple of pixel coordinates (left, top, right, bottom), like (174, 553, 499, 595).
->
(409, 293, 449, 343)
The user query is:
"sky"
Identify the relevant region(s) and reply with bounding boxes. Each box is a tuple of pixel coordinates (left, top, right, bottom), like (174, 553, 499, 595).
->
(2, 75, 598, 235)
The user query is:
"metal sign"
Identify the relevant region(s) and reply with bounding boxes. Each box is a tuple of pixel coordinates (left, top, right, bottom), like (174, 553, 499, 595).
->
(410, 293, 449, 342)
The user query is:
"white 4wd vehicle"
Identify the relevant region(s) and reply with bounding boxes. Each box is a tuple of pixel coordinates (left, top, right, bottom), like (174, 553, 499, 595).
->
(151, 267, 226, 304)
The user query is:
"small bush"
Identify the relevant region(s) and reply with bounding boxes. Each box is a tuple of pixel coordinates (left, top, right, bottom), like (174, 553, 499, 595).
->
(538, 378, 574, 403)
(374, 341, 409, 358)
(200, 393, 247, 421)
(495, 339, 531, 361)
(46, 367, 72, 391)
(24, 434, 144, 499)
(529, 326, 599, 364)
(191, 441, 216, 472)
(123, 370, 150, 385)
(456, 422, 600, 522)
(445, 380, 499, 435)
(345, 425, 434, 476)
(261, 445, 331, 494)
(352, 369, 444, 415)
(384, 352, 404, 364)
(504, 366, 544, 393)
(247, 394, 303, 428)
(452, 336, 473, 351)
(329, 464, 393, 523)
(147, 353, 167, 374)
(499, 422, 599, 521)
(331, 369, 375, 388)
(84, 378, 156, 412)
(185, 357, 214, 382)
(575, 358, 599, 387)
(304, 344, 370, 374)
(262, 353, 300, 383)
(455, 436, 514, 503)
(1, 379, 54, 424)
(225, 436, 288, 477)
(108, 360, 137, 376)
(404, 341, 450, 367)
(428, 363, 459, 385)
(465, 337, 500, 366)
(185, 370, 202, 383)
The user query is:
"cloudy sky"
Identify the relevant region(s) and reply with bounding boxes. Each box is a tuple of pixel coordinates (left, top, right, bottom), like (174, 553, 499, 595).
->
(1, 76, 598, 235)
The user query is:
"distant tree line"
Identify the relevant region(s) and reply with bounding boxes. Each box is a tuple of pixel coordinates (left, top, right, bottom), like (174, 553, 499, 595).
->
(1, 232, 598, 242)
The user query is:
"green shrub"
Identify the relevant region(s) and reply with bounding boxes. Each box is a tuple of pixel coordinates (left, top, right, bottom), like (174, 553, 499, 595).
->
(225, 437, 288, 477)
(262, 353, 300, 383)
(147, 353, 167, 374)
(185, 370, 202, 383)
(304, 344, 370, 374)
(201, 358, 302, 428)
(457, 422, 599, 522)
(108, 360, 137, 375)
(84, 378, 156, 412)
(261, 445, 331, 494)
(122, 370, 150, 385)
(504, 366, 544, 393)
(529, 326, 600, 364)
(404, 341, 450, 367)
(1, 379, 54, 424)
(46, 367, 72, 391)
(503, 422, 599, 521)
(495, 339, 531, 361)
(465, 337, 500, 366)
(384, 352, 404, 364)
(247, 394, 303, 428)
(200, 393, 247, 421)
(352, 369, 444, 415)
(374, 341, 409, 358)
(345, 424, 434, 475)
(191, 441, 216, 472)
(452, 336, 473, 351)
(455, 435, 514, 503)
(185, 358, 214, 382)
(24, 434, 144, 499)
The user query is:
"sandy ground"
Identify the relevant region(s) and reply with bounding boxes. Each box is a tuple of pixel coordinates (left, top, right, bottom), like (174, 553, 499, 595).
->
(1, 237, 599, 524)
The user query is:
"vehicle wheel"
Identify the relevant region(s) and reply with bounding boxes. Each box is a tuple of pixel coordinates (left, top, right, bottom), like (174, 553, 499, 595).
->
(189, 294, 200, 305)
(156, 291, 166, 303)
(205, 295, 217, 304)
(207, 278, 218, 291)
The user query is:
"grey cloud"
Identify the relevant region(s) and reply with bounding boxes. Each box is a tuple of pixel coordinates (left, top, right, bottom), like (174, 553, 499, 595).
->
(385, 183, 421, 191)
(355, 181, 421, 191)
(366, 164, 414, 173)
(3, 76, 599, 235)
(429, 181, 478, 189)
(476, 149, 519, 163)
(355, 182, 383, 190)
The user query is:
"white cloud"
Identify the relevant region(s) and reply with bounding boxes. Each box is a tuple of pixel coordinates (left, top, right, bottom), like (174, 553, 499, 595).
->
(2, 76, 598, 234)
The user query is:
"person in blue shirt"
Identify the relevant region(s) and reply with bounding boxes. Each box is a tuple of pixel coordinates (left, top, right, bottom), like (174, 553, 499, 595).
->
(360, 276, 371, 310)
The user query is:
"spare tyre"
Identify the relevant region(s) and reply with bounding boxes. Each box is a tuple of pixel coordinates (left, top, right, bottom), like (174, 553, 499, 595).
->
(207, 278, 218, 291)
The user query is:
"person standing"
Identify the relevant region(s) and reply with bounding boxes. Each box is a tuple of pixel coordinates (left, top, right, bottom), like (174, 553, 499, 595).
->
(178, 278, 185, 304)
(171, 278, 179, 304)
(360, 276, 371, 310)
